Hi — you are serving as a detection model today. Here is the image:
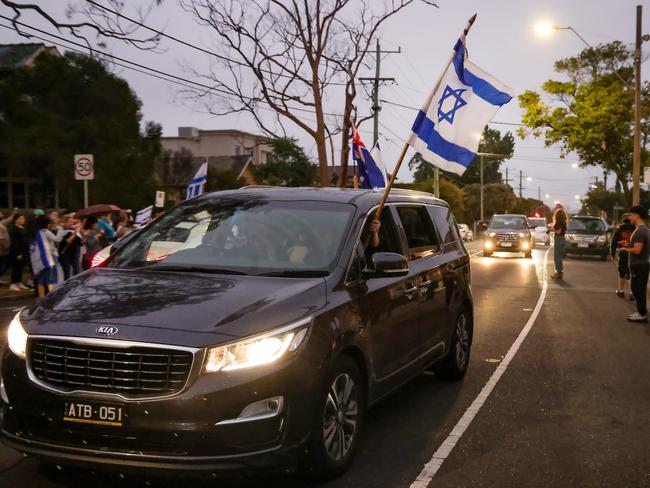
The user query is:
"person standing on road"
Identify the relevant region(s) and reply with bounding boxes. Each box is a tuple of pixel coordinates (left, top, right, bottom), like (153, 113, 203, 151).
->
(619, 206, 650, 323)
(59, 214, 82, 280)
(7, 213, 28, 292)
(611, 215, 636, 299)
(551, 207, 568, 280)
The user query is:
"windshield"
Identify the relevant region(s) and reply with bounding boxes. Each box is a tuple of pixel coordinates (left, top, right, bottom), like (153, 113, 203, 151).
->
(568, 218, 606, 234)
(528, 218, 546, 228)
(489, 216, 527, 230)
(108, 198, 355, 275)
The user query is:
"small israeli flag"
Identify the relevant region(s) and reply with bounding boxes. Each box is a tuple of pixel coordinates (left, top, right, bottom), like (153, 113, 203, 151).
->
(135, 205, 153, 226)
(186, 159, 208, 199)
(409, 24, 514, 175)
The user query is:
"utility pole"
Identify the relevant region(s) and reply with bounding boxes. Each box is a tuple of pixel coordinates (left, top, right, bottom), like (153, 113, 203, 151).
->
(632, 4, 643, 205)
(359, 40, 400, 145)
(519, 170, 524, 198)
(504, 166, 513, 187)
(538, 186, 542, 204)
(480, 155, 484, 221)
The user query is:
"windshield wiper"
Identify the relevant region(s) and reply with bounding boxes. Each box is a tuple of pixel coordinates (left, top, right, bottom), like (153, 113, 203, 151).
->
(142, 264, 248, 275)
(258, 270, 329, 278)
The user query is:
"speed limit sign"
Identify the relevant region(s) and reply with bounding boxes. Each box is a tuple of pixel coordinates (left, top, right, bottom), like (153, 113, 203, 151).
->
(74, 154, 94, 180)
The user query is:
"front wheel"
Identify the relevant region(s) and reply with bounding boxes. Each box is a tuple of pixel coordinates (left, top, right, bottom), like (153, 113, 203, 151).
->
(483, 250, 493, 257)
(435, 308, 473, 381)
(303, 356, 365, 479)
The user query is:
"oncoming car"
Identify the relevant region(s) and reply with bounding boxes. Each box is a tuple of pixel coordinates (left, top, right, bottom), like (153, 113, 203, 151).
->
(1, 187, 473, 479)
(528, 217, 549, 246)
(565, 215, 611, 261)
(483, 214, 533, 258)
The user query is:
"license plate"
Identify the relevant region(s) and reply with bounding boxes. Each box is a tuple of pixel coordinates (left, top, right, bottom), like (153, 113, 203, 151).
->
(500, 242, 513, 247)
(578, 242, 589, 248)
(63, 401, 124, 427)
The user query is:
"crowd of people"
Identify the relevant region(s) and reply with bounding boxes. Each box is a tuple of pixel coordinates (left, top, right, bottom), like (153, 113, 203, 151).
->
(550, 204, 650, 323)
(0, 209, 136, 297)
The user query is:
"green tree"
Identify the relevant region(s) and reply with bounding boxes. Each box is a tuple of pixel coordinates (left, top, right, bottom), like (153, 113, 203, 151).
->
(394, 178, 464, 221)
(462, 183, 517, 223)
(0, 51, 160, 210)
(255, 137, 317, 186)
(407, 127, 514, 185)
(518, 41, 650, 203)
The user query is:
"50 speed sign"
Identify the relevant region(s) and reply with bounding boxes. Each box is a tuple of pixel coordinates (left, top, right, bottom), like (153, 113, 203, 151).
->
(74, 154, 94, 181)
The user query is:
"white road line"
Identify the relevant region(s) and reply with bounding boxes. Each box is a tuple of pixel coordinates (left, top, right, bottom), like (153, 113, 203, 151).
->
(410, 248, 550, 488)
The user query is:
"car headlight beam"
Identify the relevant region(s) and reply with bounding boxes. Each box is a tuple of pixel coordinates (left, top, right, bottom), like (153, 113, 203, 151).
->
(204, 317, 311, 373)
(7, 312, 27, 359)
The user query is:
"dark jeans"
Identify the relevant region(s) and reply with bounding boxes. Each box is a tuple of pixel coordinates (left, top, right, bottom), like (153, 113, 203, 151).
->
(554, 235, 566, 273)
(10, 254, 25, 284)
(630, 263, 650, 316)
(61, 249, 80, 280)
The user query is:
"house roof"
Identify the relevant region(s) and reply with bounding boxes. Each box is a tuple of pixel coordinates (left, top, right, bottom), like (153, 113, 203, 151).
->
(0, 43, 59, 69)
(162, 128, 269, 142)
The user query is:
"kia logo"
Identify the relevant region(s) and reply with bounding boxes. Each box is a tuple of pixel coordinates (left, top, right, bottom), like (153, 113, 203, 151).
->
(96, 326, 119, 336)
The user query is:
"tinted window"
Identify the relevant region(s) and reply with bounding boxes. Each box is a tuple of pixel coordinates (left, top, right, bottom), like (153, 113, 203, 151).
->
(396, 206, 440, 257)
(568, 218, 606, 233)
(109, 199, 354, 274)
(529, 218, 547, 228)
(429, 206, 461, 247)
(489, 215, 527, 229)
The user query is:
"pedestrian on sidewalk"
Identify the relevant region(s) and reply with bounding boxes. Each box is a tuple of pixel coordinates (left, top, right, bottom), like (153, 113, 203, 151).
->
(29, 215, 57, 298)
(81, 216, 104, 271)
(611, 215, 636, 299)
(619, 205, 650, 323)
(7, 213, 28, 292)
(59, 213, 82, 280)
(551, 206, 568, 280)
(0, 212, 11, 283)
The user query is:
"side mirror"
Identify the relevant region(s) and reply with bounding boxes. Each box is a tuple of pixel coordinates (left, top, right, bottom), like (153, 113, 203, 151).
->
(364, 252, 409, 278)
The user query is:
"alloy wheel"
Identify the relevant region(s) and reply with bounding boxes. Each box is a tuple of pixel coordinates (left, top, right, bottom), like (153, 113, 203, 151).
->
(322, 373, 359, 462)
(455, 313, 470, 371)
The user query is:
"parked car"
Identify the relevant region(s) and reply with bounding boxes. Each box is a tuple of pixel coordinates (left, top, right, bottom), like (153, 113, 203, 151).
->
(565, 215, 612, 261)
(528, 217, 549, 246)
(1, 187, 473, 479)
(483, 214, 533, 258)
(458, 223, 474, 242)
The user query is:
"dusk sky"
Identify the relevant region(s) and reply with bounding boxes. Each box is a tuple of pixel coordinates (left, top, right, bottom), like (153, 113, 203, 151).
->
(1, 0, 647, 212)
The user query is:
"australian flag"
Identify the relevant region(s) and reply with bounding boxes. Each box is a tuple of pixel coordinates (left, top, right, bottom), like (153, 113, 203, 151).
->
(351, 126, 388, 190)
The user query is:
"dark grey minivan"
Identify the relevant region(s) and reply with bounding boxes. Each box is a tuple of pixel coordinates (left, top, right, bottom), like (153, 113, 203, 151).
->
(1, 187, 473, 479)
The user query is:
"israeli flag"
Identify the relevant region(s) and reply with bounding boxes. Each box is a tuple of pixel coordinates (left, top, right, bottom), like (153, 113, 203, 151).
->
(409, 29, 514, 175)
(186, 159, 208, 199)
(352, 126, 388, 189)
(135, 205, 153, 226)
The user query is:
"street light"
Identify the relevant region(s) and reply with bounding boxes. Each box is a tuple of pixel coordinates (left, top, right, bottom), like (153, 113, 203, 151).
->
(534, 20, 556, 39)
(572, 163, 579, 169)
(526, 176, 533, 182)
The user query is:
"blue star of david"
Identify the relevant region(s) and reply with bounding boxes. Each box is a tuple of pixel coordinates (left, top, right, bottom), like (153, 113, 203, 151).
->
(437, 85, 467, 124)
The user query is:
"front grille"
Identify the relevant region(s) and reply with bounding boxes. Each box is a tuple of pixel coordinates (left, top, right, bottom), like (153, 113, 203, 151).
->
(572, 235, 595, 243)
(28, 339, 193, 399)
(495, 233, 519, 241)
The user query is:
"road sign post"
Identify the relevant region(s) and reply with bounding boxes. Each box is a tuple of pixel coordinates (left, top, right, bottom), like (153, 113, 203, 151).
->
(74, 154, 94, 208)
(155, 191, 165, 208)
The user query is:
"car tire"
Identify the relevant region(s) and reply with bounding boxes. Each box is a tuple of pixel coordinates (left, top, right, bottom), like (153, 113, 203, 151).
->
(601, 253, 608, 262)
(434, 308, 473, 381)
(483, 250, 493, 257)
(302, 355, 365, 479)
(525, 250, 532, 259)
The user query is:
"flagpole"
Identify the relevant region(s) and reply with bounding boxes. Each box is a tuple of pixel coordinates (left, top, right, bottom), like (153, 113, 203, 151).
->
(372, 13, 478, 220)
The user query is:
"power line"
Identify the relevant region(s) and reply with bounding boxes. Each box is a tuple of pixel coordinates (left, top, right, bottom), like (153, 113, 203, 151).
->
(0, 16, 346, 119)
(84, 0, 348, 86)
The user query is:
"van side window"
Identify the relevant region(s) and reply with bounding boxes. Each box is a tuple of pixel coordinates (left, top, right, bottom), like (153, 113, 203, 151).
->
(395, 206, 440, 258)
(429, 206, 461, 251)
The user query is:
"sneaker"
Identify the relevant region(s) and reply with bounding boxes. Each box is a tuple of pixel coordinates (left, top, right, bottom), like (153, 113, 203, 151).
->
(8, 284, 21, 292)
(616, 290, 625, 298)
(551, 272, 563, 280)
(627, 312, 648, 323)
(18, 283, 30, 291)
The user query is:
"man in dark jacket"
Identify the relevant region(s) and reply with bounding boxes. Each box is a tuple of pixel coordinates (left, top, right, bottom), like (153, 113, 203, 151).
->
(611, 215, 636, 299)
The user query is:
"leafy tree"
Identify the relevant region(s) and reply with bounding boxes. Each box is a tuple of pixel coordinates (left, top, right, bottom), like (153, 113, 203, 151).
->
(395, 178, 464, 219)
(0, 51, 160, 210)
(255, 137, 317, 187)
(462, 183, 517, 223)
(518, 41, 650, 202)
(582, 188, 627, 220)
(407, 127, 514, 185)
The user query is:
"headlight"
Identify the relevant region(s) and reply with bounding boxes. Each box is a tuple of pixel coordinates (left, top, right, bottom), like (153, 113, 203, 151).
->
(519, 232, 527, 238)
(597, 235, 607, 244)
(204, 317, 311, 373)
(566, 234, 574, 241)
(7, 312, 27, 359)
(489, 232, 496, 237)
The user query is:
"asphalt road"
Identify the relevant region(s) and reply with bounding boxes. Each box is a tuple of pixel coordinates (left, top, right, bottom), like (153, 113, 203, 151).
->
(2, 241, 650, 487)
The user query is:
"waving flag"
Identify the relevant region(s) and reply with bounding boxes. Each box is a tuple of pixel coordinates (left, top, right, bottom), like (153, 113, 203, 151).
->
(352, 126, 388, 189)
(409, 21, 514, 175)
(135, 205, 153, 226)
(186, 159, 208, 199)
